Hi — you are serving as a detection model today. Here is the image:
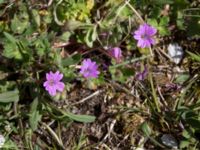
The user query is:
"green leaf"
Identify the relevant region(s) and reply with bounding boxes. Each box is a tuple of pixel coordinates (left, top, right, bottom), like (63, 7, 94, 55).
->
(159, 16, 169, 26)
(180, 140, 190, 149)
(187, 51, 200, 62)
(147, 19, 158, 27)
(59, 32, 71, 42)
(65, 20, 85, 31)
(85, 26, 97, 48)
(182, 130, 191, 139)
(65, 112, 95, 123)
(91, 25, 97, 41)
(11, 15, 28, 34)
(62, 54, 82, 66)
(3, 42, 23, 60)
(29, 98, 42, 131)
(158, 26, 170, 36)
(0, 90, 19, 103)
(141, 122, 152, 136)
(3, 32, 17, 44)
(175, 74, 190, 84)
(32, 9, 40, 27)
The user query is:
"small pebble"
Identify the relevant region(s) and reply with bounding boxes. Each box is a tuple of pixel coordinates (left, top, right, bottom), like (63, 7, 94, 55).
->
(161, 134, 178, 149)
(168, 43, 184, 64)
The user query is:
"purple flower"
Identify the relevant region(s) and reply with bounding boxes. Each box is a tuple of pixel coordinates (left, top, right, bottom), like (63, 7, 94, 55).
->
(135, 66, 148, 81)
(110, 47, 122, 61)
(80, 58, 100, 78)
(43, 71, 65, 96)
(133, 23, 157, 48)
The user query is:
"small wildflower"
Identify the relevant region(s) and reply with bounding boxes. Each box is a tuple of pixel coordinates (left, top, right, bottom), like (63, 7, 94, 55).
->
(0, 134, 5, 148)
(80, 58, 99, 78)
(110, 47, 122, 61)
(133, 23, 157, 48)
(135, 66, 148, 81)
(43, 71, 65, 96)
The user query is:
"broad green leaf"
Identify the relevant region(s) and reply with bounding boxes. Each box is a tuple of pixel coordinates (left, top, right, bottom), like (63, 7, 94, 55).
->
(32, 9, 40, 27)
(147, 19, 158, 27)
(159, 16, 169, 26)
(182, 130, 191, 139)
(158, 26, 170, 36)
(11, 15, 28, 34)
(59, 32, 71, 42)
(0, 90, 19, 103)
(175, 74, 190, 84)
(62, 54, 82, 66)
(3, 42, 23, 60)
(65, 112, 95, 123)
(29, 98, 42, 131)
(141, 122, 152, 136)
(180, 140, 190, 149)
(3, 32, 17, 43)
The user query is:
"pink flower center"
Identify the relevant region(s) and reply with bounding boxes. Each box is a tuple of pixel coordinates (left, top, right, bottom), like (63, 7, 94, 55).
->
(49, 79, 56, 86)
(84, 68, 92, 74)
(141, 33, 149, 40)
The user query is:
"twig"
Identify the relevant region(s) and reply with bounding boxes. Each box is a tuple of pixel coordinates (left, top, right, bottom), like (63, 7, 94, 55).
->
(101, 119, 116, 143)
(71, 90, 102, 105)
(41, 123, 65, 150)
(126, 1, 145, 24)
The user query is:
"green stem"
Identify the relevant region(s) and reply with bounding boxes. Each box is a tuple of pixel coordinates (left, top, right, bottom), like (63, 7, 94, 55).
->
(110, 55, 151, 69)
(148, 63, 161, 112)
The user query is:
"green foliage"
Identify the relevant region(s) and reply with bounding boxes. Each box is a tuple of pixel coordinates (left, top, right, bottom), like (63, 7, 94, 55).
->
(148, 16, 170, 36)
(0, 0, 200, 149)
(29, 98, 42, 131)
(187, 51, 200, 62)
(65, 112, 96, 123)
(0, 90, 19, 103)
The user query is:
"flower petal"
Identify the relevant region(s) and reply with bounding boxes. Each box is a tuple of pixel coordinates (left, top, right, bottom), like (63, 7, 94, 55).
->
(48, 86, 57, 96)
(43, 81, 49, 87)
(55, 82, 65, 92)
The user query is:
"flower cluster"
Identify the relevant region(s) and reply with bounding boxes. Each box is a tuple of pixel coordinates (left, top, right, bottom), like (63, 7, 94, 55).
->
(43, 23, 156, 96)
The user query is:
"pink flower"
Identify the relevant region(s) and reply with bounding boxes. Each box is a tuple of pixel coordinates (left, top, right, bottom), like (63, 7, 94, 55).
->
(43, 71, 65, 96)
(80, 58, 100, 78)
(133, 23, 157, 48)
(110, 47, 122, 61)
